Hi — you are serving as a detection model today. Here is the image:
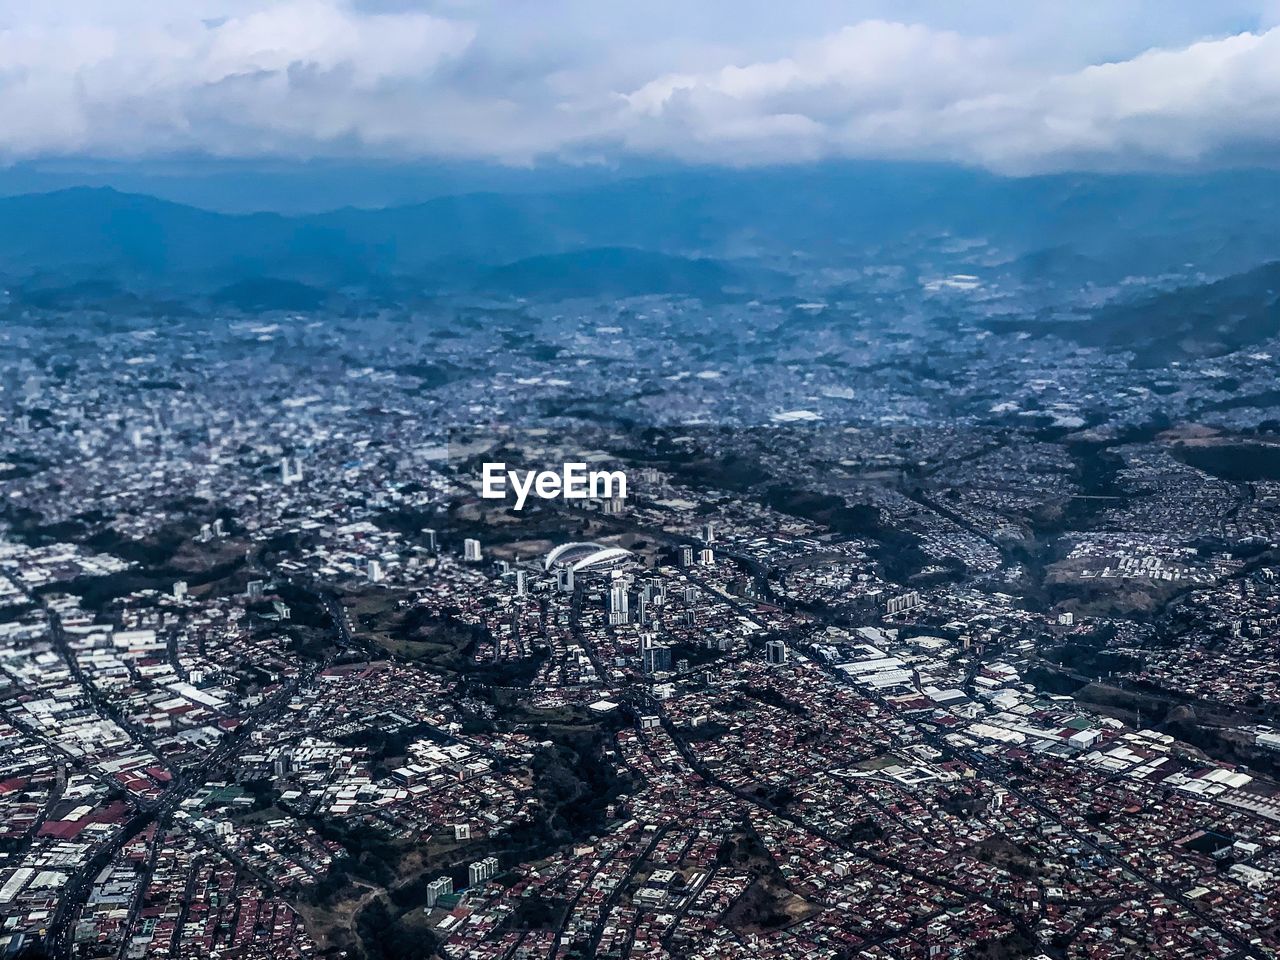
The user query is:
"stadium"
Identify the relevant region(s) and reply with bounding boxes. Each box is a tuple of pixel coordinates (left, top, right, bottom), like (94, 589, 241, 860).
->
(544, 541, 636, 573)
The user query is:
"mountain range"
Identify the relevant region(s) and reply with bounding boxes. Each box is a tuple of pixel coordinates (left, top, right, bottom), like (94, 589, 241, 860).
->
(1, 165, 1279, 366)
(2, 165, 1279, 300)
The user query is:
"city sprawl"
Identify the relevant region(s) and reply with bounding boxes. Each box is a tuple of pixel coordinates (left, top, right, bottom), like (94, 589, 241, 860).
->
(2, 294, 1280, 960)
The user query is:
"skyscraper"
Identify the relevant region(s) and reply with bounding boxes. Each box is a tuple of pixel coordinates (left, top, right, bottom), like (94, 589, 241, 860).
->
(608, 584, 630, 625)
(643, 645, 672, 674)
(464, 539, 482, 562)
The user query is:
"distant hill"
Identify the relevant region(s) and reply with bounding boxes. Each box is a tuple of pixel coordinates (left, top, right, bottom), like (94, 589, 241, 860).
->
(210, 277, 329, 312)
(8, 277, 194, 316)
(477, 247, 743, 300)
(0, 187, 293, 277)
(987, 261, 1280, 366)
(2, 166, 1280, 306)
(1080, 261, 1280, 366)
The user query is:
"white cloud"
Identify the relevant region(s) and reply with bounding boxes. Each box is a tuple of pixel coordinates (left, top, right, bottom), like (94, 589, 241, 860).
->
(0, 1, 1278, 170)
(619, 21, 1020, 163)
(0, 1, 479, 158)
(619, 20, 1280, 171)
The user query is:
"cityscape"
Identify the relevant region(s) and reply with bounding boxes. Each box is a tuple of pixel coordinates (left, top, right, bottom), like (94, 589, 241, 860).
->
(4, 2, 1280, 959)
(2, 278, 1280, 959)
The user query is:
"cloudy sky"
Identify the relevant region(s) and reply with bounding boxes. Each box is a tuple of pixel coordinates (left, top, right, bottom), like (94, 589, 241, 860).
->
(3, 0, 1280, 174)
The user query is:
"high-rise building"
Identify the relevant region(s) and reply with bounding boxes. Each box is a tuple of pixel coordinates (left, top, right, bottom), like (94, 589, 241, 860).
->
(280, 457, 303, 485)
(557, 567, 575, 592)
(424, 876, 454, 909)
(246, 580, 265, 600)
(464, 538, 483, 563)
(608, 584, 630, 625)
(172, 580, 188, 600)
(423, 528, 438, 553)
(643, 645, 672, 675)
(367, 559, 383, 583)
(703, 522, 715, 544)
(515, 570, 527, 597)
(885, 591, 920, 615)
(766, 639, 788, 665)
(468, 856, 499, 887)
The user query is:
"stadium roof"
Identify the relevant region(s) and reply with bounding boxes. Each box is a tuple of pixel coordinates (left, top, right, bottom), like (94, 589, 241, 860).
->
(545, 542, 635, 572)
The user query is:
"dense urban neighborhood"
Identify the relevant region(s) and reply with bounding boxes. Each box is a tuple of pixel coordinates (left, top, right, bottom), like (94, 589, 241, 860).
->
(6, 0, 1280, 953)
(2, 286, 1280, 960)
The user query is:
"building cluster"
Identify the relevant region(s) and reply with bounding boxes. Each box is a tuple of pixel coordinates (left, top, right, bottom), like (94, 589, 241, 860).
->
(4, 297, 1280, 959)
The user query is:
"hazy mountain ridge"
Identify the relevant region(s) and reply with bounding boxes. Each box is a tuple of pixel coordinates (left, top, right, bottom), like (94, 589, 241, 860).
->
(4, 168, 1280, 368)
(1084, 260, 1280, 367)
(983, 260, 1280, 366)
(476, 248, 778, 301)
(3, 166, 1280, 295)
